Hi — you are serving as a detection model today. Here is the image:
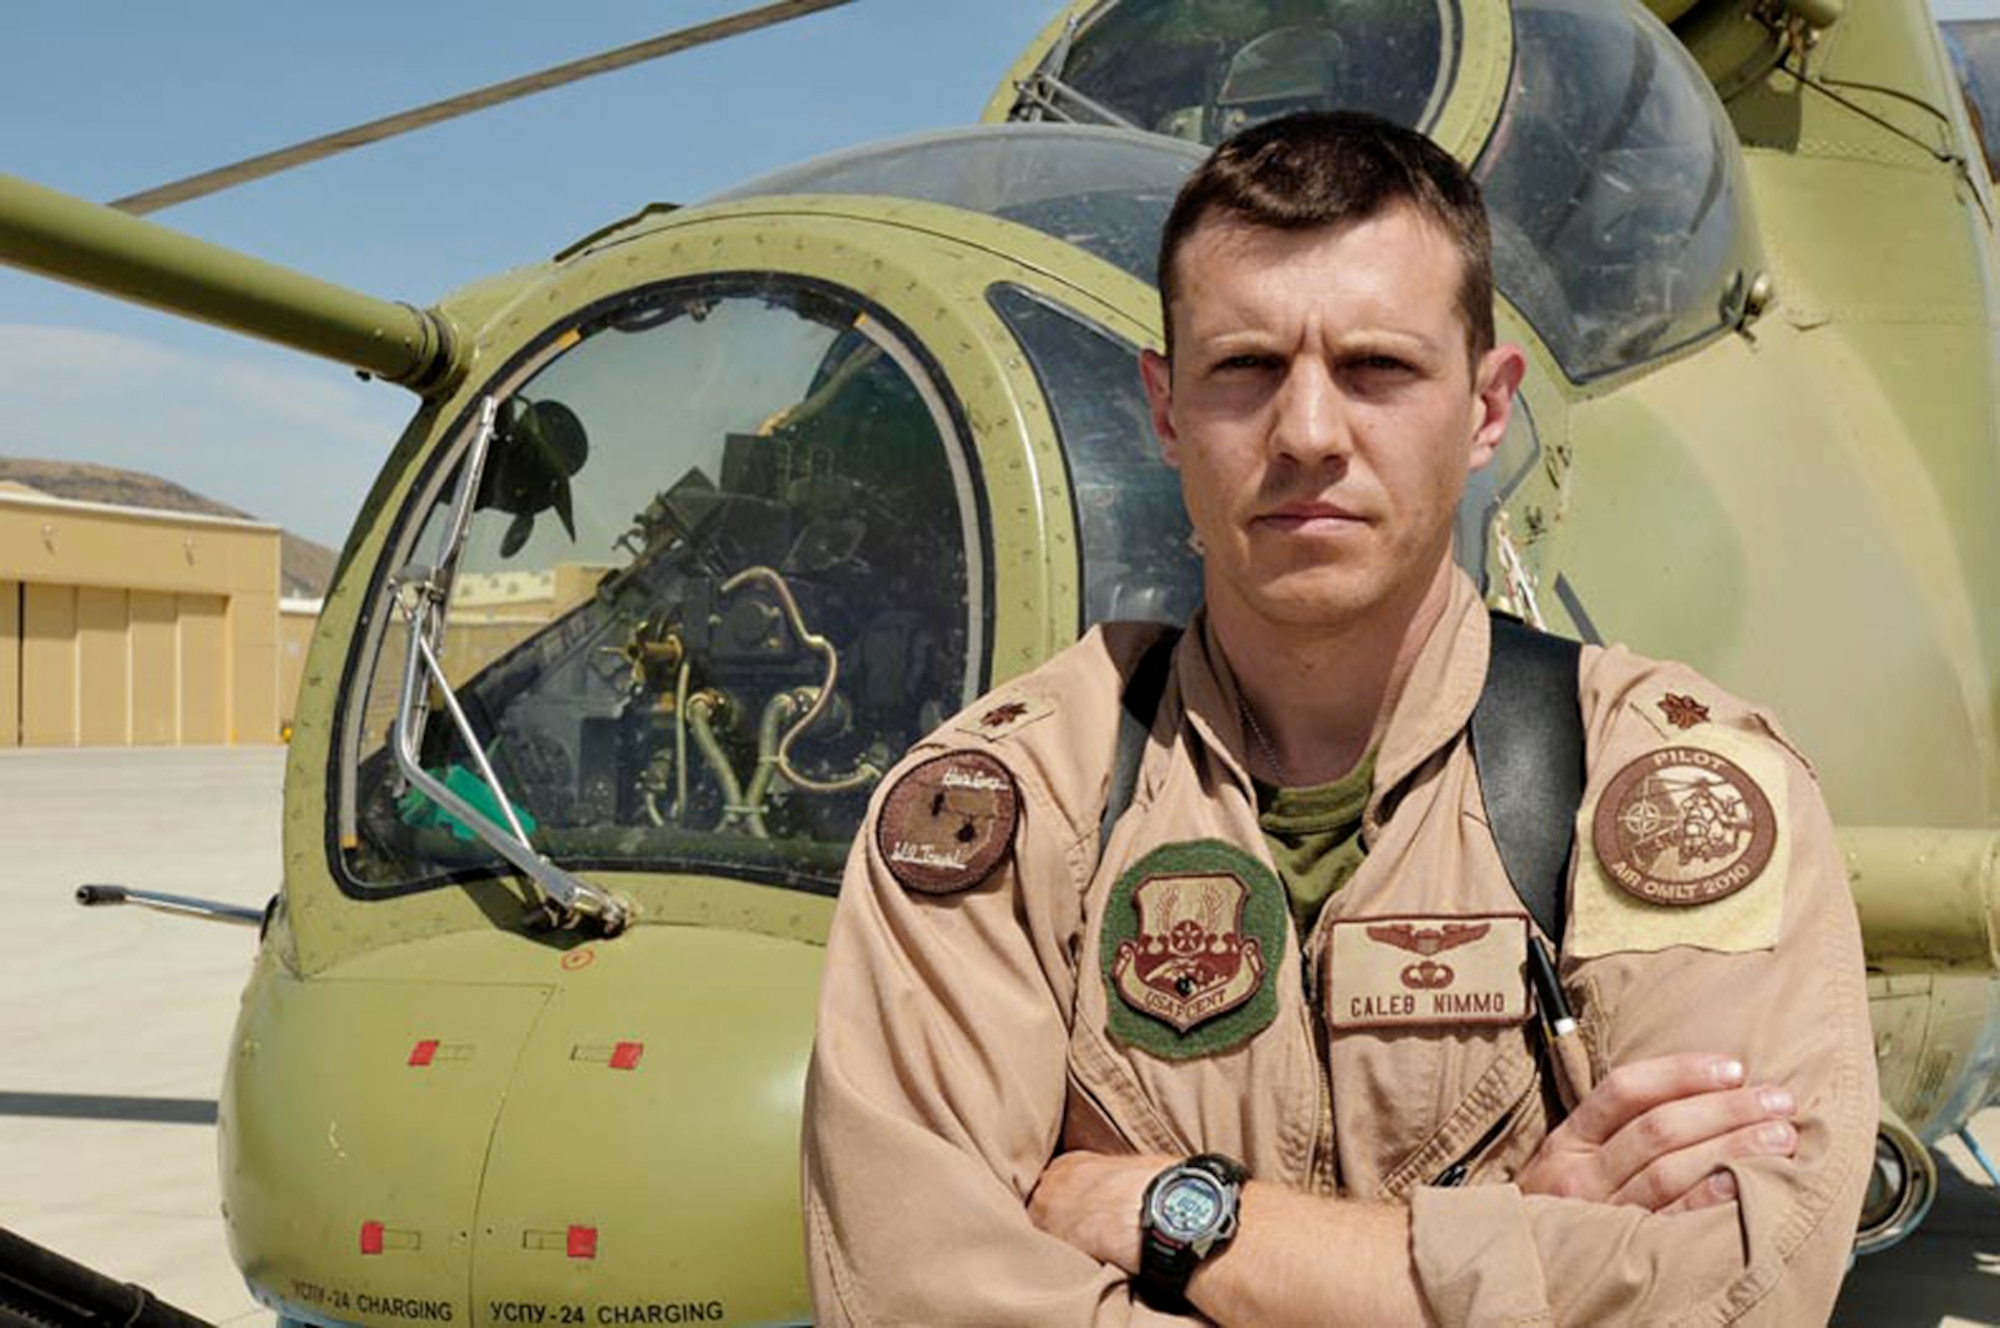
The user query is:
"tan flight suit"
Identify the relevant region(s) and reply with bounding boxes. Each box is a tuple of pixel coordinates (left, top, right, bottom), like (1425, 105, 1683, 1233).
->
(803, 571, 1876, 1325)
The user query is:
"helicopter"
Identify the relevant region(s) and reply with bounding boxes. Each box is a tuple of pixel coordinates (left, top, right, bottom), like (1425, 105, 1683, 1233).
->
(4, 0, 2000, 1323)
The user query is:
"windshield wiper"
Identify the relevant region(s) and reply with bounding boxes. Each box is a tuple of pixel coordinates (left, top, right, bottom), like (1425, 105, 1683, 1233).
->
(389, 396, 632, 936)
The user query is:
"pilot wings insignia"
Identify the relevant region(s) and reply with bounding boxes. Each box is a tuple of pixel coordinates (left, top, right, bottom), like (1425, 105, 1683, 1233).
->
(1364, 922, 1492, 956)
(1365, 922, 1492, 991)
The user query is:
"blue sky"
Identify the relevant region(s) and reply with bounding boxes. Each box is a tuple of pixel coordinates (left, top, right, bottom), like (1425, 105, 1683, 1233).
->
(1, 1, 1062, 546)
(6, 1, 1999, 547)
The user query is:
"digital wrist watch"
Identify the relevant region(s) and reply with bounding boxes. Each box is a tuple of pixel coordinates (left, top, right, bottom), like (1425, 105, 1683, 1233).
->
(1136, 1152, 1247, 1312)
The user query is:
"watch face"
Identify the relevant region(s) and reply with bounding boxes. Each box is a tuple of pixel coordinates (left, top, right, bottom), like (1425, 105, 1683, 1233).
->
(1153, 1173, 1225, 1239)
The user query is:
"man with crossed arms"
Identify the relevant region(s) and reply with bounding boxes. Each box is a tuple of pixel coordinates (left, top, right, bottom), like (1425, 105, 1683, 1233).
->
(803, 112, 1874, 1325)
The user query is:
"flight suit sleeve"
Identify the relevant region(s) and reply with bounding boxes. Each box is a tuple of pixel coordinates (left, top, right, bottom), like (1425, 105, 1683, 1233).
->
(802, 743, 1194, 1326)
(1407, 664, 1877, 1325)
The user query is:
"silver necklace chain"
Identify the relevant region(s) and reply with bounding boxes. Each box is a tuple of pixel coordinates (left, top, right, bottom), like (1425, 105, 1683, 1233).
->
(1238, 693, 1290, 786)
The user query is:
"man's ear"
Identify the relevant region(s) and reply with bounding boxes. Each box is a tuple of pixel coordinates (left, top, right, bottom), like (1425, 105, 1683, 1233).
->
(1467, 343, 1527, 473)
(1139, 347, 1181, 469)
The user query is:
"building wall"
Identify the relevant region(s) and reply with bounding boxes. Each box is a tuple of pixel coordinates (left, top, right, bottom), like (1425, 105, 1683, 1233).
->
(19, 582, 75, 746)
(76, 585, 129, 746)
(0, 491, 283, 746)
(0, 582, 17, 748)
(131, 590, 178, 745)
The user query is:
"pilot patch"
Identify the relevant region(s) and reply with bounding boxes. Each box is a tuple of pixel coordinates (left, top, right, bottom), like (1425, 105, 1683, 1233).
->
(1572, 727, 1790, 957)
(1592, 746, 1776, 908)
(1101, 840, 1285, 1060)
(1327, 914, 1528, 1031)
(876, 752, 1018, 895)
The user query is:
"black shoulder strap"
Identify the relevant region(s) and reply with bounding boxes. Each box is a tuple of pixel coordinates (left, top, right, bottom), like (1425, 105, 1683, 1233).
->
(1472, 614, 1585, 947)
(1100, 626, 1183, 859)
(1096, 616, 1584, 947)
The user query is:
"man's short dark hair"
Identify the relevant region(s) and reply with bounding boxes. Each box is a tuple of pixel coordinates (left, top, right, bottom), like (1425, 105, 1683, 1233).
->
(1157, 111, 1495, 364)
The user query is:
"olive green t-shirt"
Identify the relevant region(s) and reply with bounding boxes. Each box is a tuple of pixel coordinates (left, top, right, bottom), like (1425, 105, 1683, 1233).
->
(1256, 751, 1376, 937)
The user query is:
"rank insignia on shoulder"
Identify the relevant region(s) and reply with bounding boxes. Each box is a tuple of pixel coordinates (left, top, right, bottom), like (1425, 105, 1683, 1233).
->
(956, 694, 1055, 742)
(875, 751, 1019, 895)
(1657, 693, 1710, 730)
(1573, 730, 1790, 957)
(1101, 840, 1285, 1060)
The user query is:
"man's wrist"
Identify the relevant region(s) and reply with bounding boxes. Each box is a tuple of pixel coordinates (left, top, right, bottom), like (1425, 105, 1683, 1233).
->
(1136, 1153, 1247, 1311)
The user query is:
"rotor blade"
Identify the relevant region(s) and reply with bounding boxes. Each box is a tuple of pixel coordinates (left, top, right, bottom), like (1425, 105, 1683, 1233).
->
(108, 0, 858, 216)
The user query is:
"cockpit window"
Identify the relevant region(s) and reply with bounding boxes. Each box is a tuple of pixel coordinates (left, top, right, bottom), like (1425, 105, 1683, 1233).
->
(710, 125, 1205, 285)
(342, 277, 982, 894)
(988, 285, 1202, 628)
(1475, 0, 1761, 380)
(1013, 0, 1460, 143)
(1942, 21, 2000, 182)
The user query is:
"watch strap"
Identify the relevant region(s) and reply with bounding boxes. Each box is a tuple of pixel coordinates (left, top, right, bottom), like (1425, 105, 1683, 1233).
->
(1137, 1224, 1200, 1314)
(1187, 1152, 1248, 1187)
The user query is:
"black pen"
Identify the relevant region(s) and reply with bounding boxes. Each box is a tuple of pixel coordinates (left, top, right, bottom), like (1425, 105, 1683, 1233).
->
(1528, 935, 1593, 1110)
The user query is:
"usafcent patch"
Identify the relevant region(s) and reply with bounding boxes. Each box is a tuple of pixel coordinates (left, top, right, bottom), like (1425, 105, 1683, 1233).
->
(1573, 727, 1789, 956)
(876, 752, 1019, 895)
(1102, 840, 1285, 1060)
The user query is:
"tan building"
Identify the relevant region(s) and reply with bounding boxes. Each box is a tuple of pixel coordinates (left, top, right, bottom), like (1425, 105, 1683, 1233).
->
(0, 485, 283, 747)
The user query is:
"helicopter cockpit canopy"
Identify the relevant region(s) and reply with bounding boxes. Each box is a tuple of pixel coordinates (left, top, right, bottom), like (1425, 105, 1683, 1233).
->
(344, 274, 984, 897)
(711, 123, 1206, 284)
(1006, 0, 1763, 381)
(714, 124, 1207, 626)
(1008, 0, 1456, 144)
(1477, 0, 1762, 378)
(342, 125, 1212, 902)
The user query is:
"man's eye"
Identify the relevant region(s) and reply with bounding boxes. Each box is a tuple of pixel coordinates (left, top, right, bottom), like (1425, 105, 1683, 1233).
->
(1354, 354, 1412, 374)
(1214, 354, 1275, 373)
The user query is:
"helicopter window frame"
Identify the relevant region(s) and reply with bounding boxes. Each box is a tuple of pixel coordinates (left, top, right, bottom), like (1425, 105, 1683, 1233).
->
(707, 124, 1209, 288)
(984, 282, 1203, 635)
(328, 271, 993, 903)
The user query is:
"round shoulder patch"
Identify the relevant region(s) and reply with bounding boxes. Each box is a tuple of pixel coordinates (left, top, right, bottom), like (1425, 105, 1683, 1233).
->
(1592, 746, 1777, 907)
(875, 751, 1019, 895)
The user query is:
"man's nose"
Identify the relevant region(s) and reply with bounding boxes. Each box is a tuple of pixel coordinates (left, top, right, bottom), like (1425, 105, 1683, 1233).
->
(1268, 359, 1351, 466)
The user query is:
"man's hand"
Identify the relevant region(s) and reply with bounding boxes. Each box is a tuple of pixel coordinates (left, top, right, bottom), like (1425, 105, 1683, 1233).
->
(1517, 1053, 1798, 1213)
(1028, 1151, 1175, 1274)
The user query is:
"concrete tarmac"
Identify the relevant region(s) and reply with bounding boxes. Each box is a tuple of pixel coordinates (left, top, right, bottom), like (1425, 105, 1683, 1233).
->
(1, 746, 278, 1324)
(0, 746, 1994, 1326)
